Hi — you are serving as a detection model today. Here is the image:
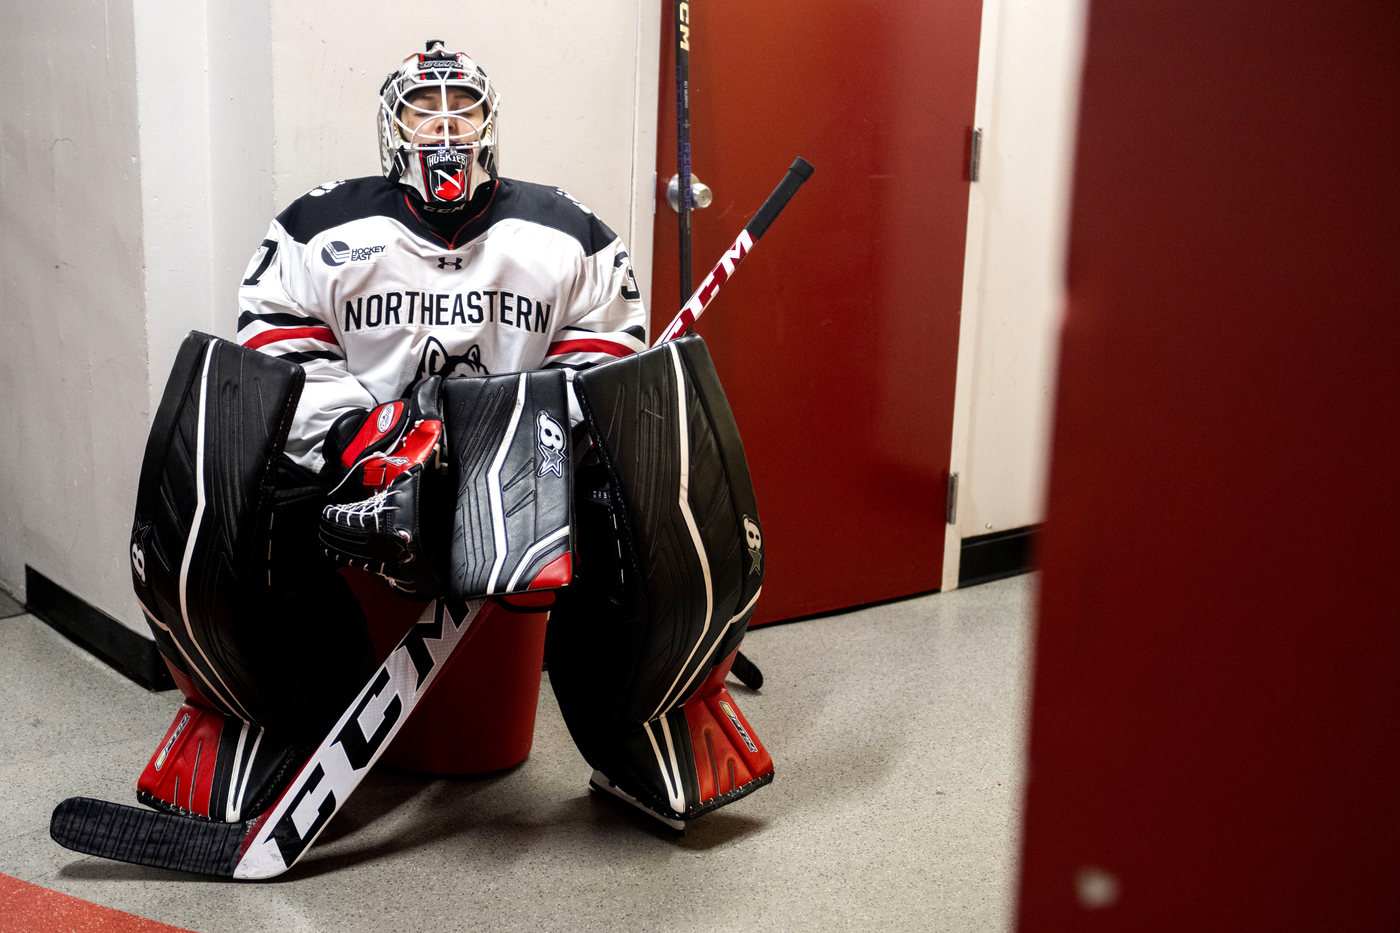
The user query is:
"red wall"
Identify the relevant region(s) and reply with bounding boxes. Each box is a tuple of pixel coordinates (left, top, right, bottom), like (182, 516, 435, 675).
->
(1018, 2, 1400, 929)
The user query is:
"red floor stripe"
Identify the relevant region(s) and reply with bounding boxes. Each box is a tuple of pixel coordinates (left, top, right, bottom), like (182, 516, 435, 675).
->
(0, 873, 196, 932)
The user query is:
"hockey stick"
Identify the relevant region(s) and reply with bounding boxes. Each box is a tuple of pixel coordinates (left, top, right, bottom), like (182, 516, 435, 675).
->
(676, 0, 694, 306)
(655, 157, 815, 346)
(51, 598, 487, 879)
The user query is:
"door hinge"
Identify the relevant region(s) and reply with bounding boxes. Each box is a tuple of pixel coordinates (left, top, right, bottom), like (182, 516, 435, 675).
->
(969, 128, 983, 183)
(946, 472, 960, 524)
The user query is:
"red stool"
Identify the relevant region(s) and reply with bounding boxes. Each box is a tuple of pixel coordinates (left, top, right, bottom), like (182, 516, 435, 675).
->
(341, 569, 549, 775)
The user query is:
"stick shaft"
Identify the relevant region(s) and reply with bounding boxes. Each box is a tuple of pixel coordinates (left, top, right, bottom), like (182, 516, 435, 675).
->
(676, 0, 693, 306)
(655, 157, 814, 346)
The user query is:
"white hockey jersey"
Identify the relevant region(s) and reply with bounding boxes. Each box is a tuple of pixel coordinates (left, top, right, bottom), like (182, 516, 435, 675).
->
(236, 176, 648, 469)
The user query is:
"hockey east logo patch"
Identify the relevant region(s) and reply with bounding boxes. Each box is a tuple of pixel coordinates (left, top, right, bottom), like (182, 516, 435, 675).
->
(536, 411, 566, 477)
(321, 241, 386, 267)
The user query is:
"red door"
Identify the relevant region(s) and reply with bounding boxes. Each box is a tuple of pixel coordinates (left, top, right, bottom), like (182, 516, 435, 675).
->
(652, 2, 983, 623)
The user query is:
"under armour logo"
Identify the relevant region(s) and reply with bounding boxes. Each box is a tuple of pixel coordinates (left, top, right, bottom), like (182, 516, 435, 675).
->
(437, 257, 462, 270)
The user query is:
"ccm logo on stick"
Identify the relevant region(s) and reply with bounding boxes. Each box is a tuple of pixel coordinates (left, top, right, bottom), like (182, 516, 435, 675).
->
(256, 601, 476, 871)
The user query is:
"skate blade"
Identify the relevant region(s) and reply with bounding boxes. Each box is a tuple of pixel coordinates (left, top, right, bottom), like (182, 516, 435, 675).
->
(588, 770, 686, 833)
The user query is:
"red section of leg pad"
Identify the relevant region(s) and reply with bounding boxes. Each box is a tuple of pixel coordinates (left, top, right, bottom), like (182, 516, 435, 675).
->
(684, 670, 772, 801)
(137, 702, 225, 817)
(528, 551, 572, 589)
(160, 655, 220, 712)
(708, 645, 741, 686)
(686, 699, 749, 800)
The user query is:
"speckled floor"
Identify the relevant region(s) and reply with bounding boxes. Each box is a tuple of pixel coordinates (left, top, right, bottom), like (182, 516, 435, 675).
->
(0, 588, 23, 619)
(0, 574, 1034, 933)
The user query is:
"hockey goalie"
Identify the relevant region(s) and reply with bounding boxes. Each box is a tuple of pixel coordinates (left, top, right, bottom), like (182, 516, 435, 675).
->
(49, 41, 775, 878)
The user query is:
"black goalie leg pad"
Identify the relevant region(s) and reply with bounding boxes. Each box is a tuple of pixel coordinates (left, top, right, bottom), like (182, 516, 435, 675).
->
(547, 336, 770, 825)
(129, 332, 373, 739)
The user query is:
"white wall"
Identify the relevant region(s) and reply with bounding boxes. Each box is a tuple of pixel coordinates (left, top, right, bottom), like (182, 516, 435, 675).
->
(942, 0, 1088, 588)
(0, 0, 149, 625)
(133, 0, 275, 410)
(0, 2, 660, 633)
(268, 0, 660, 308)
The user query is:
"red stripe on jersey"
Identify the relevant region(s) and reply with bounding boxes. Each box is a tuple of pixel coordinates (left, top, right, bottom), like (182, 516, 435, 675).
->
(544, 338, 635, 359)
(242, 326, 339, 350)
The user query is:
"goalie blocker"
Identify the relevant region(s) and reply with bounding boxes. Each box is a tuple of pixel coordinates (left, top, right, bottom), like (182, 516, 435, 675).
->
(548, 335, 773, 827)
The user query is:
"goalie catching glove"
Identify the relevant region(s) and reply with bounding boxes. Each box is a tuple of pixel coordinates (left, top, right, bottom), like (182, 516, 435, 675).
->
(318, 377, 448, 598)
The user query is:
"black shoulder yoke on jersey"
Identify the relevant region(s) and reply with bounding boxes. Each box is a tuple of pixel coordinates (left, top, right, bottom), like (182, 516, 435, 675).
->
(276, 177, 404, 245)
(484, 179, 617, 257)
(275, 176, 617, 257)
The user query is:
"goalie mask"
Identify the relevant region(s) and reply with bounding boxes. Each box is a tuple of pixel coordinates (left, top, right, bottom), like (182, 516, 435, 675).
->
(379, 40, 500, 211)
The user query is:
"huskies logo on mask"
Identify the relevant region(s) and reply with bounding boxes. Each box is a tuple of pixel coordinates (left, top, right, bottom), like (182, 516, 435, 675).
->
(422, 148, 470, 204)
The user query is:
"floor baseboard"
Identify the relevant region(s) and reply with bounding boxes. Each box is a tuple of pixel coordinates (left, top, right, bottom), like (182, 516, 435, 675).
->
(959, 525, 1040, 588)
(24, 566, 174, 691)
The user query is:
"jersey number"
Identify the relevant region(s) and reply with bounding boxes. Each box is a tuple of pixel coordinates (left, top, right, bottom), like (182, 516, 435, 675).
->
(616, 250, 641, 301)
(241, 239, 279, 287)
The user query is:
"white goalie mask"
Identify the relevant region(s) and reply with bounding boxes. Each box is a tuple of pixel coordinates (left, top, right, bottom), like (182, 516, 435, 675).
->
(378, 41, 501, 211)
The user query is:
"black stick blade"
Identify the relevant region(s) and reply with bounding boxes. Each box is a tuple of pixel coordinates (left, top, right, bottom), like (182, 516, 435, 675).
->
(51, 796, 250, 877)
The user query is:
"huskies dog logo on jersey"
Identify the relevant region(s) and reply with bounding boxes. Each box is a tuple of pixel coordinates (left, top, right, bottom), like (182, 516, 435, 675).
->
(410, 337, 488, 392)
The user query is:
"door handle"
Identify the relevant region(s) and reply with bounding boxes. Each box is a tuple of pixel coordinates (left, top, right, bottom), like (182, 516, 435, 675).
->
(667, 173, 713, 212)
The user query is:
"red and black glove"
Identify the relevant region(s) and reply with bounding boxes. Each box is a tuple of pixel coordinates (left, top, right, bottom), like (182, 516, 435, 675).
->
(318, 377, 448, 598)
